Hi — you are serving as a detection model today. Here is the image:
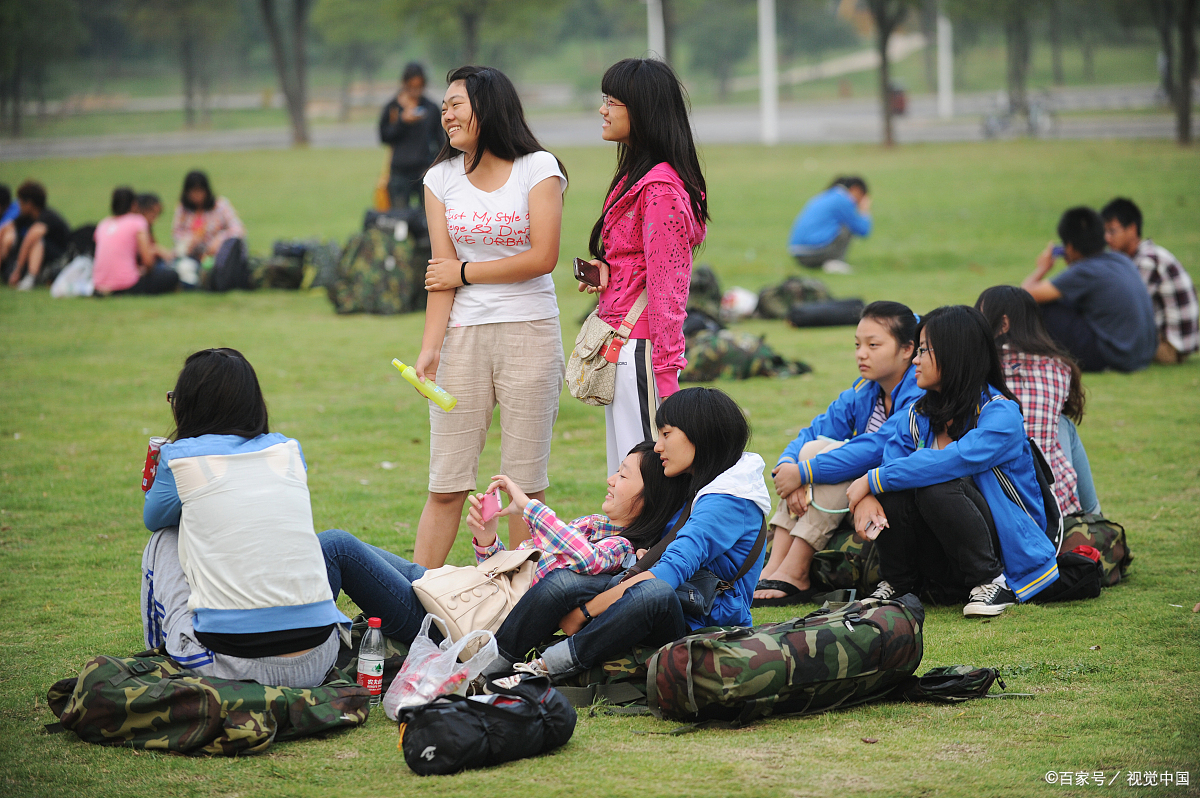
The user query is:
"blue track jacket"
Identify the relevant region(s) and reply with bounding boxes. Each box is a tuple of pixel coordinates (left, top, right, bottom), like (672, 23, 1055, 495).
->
(649, 453, 771, 629)
(776, 366, 924, 485)
(866, 388, 1060, 601)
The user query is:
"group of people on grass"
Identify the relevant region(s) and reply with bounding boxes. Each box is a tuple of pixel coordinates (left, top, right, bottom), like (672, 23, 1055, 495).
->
(0, 171, 246, 295)
(136, 58, 1190, 692)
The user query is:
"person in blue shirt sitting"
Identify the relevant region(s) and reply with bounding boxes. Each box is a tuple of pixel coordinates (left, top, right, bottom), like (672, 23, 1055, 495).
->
(754, 301, 922, 606)
(847, 305, 1061, 618)
(787, 176, 872, 275)
(487, 387, 771, 681)
(0, 184, 18, 227)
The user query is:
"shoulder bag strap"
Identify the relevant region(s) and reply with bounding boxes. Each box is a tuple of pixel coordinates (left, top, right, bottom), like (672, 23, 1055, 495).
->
(615, 290, 649, 341)
(619, 498, 693, 582)
(716, 515, 770, 593)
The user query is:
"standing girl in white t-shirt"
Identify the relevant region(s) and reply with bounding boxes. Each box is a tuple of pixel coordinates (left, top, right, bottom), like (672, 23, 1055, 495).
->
(415, 66, 568, 567)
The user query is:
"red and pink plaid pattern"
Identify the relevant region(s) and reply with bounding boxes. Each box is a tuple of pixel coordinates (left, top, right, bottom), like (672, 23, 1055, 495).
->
(1002, 350, 1082, 515)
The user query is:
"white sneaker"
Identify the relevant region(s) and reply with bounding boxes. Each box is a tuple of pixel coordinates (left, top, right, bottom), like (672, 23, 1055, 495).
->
(963, 583, 1017, 617)
(868, 580, 896, 600)
(16, 273, 35, 291)
(512, 659, 549, 679)
(821, 259, 853, 275)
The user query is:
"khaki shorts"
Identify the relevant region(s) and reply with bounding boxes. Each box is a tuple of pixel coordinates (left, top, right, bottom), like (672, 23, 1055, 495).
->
(770, 438, 849, 551)
(428, 318, 565, 494)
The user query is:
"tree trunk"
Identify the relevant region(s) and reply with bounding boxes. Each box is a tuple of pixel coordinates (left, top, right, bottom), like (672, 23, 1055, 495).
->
(921, 0, 937, 92)
(1155, 0, 1177, 104)
(258, 0, 309, 146)
(661, 0, 676, 66)
(181, 37, 196, 129)
(1049, 0, 1065, 86)
(290, 0, 310, 144)
(1081, 33, 1095, 82)
(1005, 8, 1031, 116)
(11, 50, 22, 138)
(1179, 0, 1197, 144)
(461, 9, 481, 64)
(338, 53, 355, 123)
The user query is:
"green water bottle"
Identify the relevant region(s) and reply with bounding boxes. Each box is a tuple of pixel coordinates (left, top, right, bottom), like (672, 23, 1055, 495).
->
(392, 358, 457, 411)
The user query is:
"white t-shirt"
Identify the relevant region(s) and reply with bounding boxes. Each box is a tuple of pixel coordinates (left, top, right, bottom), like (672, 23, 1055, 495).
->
(424, 150, 567, 327)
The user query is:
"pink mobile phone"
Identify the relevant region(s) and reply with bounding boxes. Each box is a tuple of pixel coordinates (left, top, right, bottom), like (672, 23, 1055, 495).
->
(480, 488, 502, 523)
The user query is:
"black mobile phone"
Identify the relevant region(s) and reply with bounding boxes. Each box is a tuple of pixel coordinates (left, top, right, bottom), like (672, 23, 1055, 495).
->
(573, 257, 601, 287)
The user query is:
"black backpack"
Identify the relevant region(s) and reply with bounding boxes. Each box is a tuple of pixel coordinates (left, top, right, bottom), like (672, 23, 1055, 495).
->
(208, 238, 251, 292)
(398, 672, 576, 775)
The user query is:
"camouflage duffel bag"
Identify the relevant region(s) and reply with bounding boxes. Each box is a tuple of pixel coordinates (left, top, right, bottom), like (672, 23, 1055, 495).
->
(1061, 512, 1132, 587)
(46, 651, 370, 755)
(646, 594, 924, 726)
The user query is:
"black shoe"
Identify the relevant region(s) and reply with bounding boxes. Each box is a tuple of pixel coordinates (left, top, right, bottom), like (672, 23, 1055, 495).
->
(963, 583, 1016, 617)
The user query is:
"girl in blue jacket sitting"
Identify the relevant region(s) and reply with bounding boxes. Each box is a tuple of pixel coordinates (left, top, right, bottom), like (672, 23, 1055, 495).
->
(847, 305, 1060, 617)
(489, 387, 771, 680)
(755, 301, 922, 606)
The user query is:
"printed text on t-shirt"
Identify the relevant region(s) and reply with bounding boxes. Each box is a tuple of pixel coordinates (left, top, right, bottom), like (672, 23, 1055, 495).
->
(445, 208, 531, 247)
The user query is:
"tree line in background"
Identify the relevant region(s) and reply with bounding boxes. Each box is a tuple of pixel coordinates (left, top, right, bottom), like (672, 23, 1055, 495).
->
(0, 0, 1195, 145)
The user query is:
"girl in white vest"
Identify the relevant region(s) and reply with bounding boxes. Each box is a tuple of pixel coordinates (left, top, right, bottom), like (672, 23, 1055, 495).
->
(141, 348, 348, 687)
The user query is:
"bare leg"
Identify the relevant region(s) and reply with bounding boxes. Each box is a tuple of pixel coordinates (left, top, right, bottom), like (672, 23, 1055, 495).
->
(10, 222, 44, 285)
(757, 525, 794, 583)
(0, 224, 15, 264)
(413, 490, 468, 568)
(508, 489, 543, 549)
(25, 238, 44, 280)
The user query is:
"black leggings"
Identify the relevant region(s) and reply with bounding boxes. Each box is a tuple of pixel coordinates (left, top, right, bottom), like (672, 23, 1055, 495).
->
(875, 478, 1004, 604)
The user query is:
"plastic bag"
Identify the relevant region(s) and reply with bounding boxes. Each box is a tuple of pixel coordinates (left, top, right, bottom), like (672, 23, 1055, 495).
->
(50, 255, 94, 298)
(383, 614, 498, 721)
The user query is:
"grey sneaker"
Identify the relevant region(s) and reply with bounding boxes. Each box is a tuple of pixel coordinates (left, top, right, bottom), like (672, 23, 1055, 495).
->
(16, 273, 35, 291)
(868, 580, 896, 600)
(963, 583, 1017, 617)
(512, 659, 549, 678)
(821, 259, 854, 275)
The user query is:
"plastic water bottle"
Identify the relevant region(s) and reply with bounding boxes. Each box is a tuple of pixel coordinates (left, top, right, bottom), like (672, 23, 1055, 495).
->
(391, 359, 458, 411)
(357, 617, 385, 707)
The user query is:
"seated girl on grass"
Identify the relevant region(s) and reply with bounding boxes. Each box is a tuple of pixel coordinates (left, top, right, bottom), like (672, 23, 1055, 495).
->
(754, 301, 921, 607)
(141, 348, 348, 687)
(317, 441, 690, 645)
(846, 305, 1060, 618)
(488, 387, 771, 681)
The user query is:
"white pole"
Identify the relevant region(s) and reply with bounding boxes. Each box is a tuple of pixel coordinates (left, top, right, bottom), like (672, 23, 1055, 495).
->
(937, 11, 953, 118)
(758, 0, 779, 145)
(646, 0, 666, 61)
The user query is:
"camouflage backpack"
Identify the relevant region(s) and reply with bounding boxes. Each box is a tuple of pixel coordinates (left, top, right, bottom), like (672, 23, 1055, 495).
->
(809, 523, 881, 597)
(328, 228, 413, 315)
(687, 264, 724, 319)
(1060, 512, 1132, 587)
(646, 594, 925, 725)
(681, 329, 811, 382)
(301, 241, 343, 292)
(755, 276, 832, 319)
(552, 644, 661, 709)
(46, 651, 369, 756)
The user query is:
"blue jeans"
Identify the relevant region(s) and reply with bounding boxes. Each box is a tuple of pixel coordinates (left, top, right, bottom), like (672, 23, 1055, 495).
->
(1057, 416, 1101, 515)
(492, 568, 689, 677)
(318, 529, 429, 644)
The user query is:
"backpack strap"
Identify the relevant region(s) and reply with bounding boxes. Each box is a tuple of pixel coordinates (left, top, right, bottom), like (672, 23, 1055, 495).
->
(715, 515, 769, 594)
(620, 498, 693, 581)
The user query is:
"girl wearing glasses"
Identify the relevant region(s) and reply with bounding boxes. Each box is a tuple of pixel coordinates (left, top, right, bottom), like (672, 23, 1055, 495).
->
(846, 305, 1060, 617)
(415, 66, 568, 567)
(141, 349, 348, 687)
(577, 58, 709, 477)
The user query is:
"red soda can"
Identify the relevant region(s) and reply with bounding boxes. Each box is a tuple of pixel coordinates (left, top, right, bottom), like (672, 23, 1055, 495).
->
(142, 437, 168, 492)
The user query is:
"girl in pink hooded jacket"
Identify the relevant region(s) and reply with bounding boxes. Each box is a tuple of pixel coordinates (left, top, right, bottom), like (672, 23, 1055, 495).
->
(579, 58, 709, 475)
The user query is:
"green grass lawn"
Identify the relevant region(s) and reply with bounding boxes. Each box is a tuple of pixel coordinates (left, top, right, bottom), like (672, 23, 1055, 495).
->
(1, 141, 1198, 797)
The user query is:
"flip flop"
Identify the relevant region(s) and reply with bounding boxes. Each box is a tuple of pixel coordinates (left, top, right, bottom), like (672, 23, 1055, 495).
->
(752, 579, 815, 607)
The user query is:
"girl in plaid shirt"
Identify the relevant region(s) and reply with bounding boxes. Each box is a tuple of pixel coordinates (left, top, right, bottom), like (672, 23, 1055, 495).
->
(977, 286, 1095, 515)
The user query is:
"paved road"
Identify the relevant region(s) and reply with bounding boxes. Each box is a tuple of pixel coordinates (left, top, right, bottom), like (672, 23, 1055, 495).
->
(0, 84, 1184, 161)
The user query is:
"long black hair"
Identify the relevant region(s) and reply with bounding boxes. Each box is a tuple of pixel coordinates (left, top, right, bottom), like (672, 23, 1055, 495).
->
(111, 186, 136, 216)
(618, 440, 691, 550)
(655, 387, 749, 496)
(975, 285, 1085, 423)
(170, 348, 269, 441)
(180, 170, 215, 211)
(861, 300, 917, 348)
(914, 305, 1019, 441)
(430, 65, 566, 181)
(588, 58, 709, 260)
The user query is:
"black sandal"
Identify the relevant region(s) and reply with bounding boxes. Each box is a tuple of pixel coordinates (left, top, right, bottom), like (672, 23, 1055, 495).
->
(752, 579, 815, 607)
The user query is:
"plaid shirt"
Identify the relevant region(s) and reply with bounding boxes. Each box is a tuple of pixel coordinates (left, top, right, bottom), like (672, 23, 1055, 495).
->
(473, 500, 633, 585)
(1001, 349, 1082, 515)
(1134, 238, 1199, 355)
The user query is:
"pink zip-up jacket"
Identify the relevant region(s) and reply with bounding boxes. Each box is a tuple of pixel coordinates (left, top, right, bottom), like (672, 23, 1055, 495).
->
(597, 162, 705, 399)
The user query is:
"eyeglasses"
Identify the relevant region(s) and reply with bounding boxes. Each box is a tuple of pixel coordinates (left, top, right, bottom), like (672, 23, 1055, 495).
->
(601, 95, 625, 109)
(915, 345, 934, 358)
(166, 391, 174, 403)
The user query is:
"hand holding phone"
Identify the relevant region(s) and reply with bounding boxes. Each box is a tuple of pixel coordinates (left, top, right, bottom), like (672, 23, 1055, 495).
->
(480, 487, 502, 523)
(573, 257, 602, 288)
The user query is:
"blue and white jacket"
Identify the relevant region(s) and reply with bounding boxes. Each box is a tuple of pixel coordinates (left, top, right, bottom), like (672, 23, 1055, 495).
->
(776, 366, 924, 485)
(649, 453, 772, 629)
(145, 433, 350, 635)
(866, 388, 1060, 601)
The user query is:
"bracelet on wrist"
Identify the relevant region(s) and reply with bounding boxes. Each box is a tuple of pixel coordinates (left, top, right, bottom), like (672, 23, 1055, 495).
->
(579, 603, 594, 623)
(460, 261, 470, 286)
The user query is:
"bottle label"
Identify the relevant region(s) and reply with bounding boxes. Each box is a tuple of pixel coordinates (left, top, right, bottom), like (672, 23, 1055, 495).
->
(358, 656, 384, 695)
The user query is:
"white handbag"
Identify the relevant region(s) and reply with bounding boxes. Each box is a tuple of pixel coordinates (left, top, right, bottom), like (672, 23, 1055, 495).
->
(411, 548, 541, 658)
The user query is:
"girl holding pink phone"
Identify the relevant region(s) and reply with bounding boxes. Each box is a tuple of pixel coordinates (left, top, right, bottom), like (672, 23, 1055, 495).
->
(578, 59, 709, 476)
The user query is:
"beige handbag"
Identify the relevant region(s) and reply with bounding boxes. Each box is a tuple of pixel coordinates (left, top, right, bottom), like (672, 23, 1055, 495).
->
(566, 290, 649, 406)
(411, 548, 541, 658)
